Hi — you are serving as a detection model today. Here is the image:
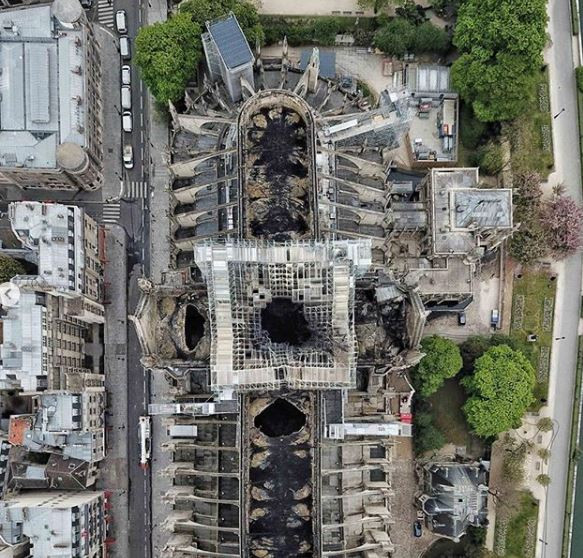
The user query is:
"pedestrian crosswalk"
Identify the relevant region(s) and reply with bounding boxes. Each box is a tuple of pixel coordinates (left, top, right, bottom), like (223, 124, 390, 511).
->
(102, 202, 121, 224)
(97, 0, 114, 29)
(124, 181, 149, 200)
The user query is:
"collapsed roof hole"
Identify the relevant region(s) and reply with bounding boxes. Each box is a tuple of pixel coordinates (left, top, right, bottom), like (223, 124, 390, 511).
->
(260, 297, 311, 345)
(184, 305, 204, 351)
(254, 398, 306, 437)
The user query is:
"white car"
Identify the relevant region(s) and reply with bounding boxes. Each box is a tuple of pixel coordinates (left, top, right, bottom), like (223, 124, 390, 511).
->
(121, 85, 131, 110)
(123, 145, 134, 169)
(115, 10, 127, 34)
(120, 37, 131, 61)
(122, 111, 132, 133)
(121, 65, 131, 86)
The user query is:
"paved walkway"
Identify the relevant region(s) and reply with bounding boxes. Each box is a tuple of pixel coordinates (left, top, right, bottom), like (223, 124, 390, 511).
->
(143, 1, 173, 555)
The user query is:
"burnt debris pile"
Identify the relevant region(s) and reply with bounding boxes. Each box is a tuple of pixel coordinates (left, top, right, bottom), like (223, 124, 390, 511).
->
(260, 297, 312, 346)
(245, 106, 311, 241)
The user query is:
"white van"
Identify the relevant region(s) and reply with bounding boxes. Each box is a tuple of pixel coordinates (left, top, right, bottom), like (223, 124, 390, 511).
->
(120, 37, 130, 61)
(121, 86, 131, 110)
(115, 10, 127, 34)
(122, 111, 132, 133)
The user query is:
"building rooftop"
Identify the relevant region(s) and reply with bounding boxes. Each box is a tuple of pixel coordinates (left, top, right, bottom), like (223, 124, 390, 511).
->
(9, 202, 85, 295)
(207, 13, 253, 70)
(8, 416, 33, 446)
(0, 291, 45, 390)
(430, 168, 513, 255)
(420, 462, 489, 541)
(0, 3, 87, 170)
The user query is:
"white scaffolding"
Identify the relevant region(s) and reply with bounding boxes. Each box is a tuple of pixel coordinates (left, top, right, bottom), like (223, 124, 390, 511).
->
(194, 240, 372, 391)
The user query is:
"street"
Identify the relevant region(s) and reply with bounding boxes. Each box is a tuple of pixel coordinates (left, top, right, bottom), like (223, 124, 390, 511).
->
(539, 0, 583, 556)
(91, 1, 153, 557)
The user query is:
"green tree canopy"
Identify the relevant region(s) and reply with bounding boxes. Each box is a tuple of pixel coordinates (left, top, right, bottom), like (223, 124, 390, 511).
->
(463, 345, 535, 438)
(374, 18, 415, 57)
(179, 0, 264, 45)
(413, 21, 450, 54)
(451, 0, 547, 122)
(135, 12, 202, 105)
(414, 335, 463, 397)
(0, 254, 25, 284)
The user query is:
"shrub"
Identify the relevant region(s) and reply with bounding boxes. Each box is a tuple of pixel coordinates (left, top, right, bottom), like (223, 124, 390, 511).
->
(374, 18, 415, 57)
(477, 141, 504, 175)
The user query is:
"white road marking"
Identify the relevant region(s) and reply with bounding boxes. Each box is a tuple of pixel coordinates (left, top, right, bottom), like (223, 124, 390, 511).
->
(102, 202, 121, 223)
(97, 0, 115, 28)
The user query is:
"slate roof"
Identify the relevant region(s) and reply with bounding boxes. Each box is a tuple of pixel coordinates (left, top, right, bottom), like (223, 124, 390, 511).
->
(207, 14, 253, 70)
(420, 462, 489, 541)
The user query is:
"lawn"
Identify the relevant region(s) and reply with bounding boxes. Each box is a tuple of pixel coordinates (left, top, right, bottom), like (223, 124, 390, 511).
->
(510, 271, 557, 410)
(428, 378, 486, 458)
(493, 491, 539, 558)
(507, 67, 554, 178)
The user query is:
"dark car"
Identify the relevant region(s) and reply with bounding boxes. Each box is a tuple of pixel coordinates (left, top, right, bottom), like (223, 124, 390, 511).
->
(414, 521, 422, 538)
(458, 311, 466, 326)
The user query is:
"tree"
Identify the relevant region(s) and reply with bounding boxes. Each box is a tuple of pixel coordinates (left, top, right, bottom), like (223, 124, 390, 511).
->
(502, 439, 527, 481)
(374, 18, 415, 57)
(413, 410, 445, 454)
(179, 0, 264, 45)
(463, 345, 535, 438)
(0, 254, 25, 284)
(538, 448, 551, 461)
(135, 13, 202, 105)
(414, 335, 463, 397)
(537, 473, 551, 486)
(460, 335, 491, 374)
(537, 417, 553, 432)
(412, 21, 450, 54)
(540, 194, 583, 259)
(451, 0, 547, 122)
(452, 53, 538, 122)
(509, 171, 550, 265)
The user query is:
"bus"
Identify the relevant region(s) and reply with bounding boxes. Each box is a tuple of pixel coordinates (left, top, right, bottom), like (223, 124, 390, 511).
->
(138, 416, 151, 468)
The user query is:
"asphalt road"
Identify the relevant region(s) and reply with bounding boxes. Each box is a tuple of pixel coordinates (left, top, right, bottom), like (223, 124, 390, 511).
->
(91, 0, 154, 556)
(542, 1, 583, 556)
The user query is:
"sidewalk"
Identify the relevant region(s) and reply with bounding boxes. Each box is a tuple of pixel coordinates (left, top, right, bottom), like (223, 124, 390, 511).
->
(144, 1, 173, 555)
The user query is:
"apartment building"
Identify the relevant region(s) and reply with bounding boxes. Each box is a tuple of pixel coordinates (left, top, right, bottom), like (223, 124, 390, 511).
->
(0, 491, 106, 558)
(9, 390, 105, 464)
(0, 0, 103, 190)
(8, 202, 105, 310)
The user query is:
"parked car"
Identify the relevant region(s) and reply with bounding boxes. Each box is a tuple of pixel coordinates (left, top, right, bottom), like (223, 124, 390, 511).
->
(80, 0, 93, 8)
(121, 85, 131, 110)
(122, 111, 132, 133)
(123, 145, 134, 169)
(414, 521, 422, 538)
(119, 37, 131, 61)
(491, 309, 500, 329)
(121, 65, 131, 86)
(115, 10, 127, 34)
(458, 311, 466, 326)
